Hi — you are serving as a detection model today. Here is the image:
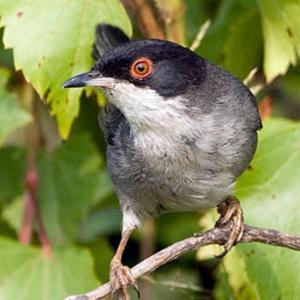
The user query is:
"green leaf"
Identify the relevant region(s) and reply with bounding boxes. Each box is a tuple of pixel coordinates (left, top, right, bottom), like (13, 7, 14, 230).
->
(2, 195, 23, 232)
(215, 249, 257, 300)
(277, 67, 300, 104)
(257, 0, 300, 82)
(0, 146, 25, 202)
(147, 267, 202, 300)
(157, 212, 200, 247)
(214, 269, 235, 300)
(184, 0, 210, 45)
(222, 118, 300, 299)
(79, 208, 122, 242)
(224, 9, 263, 79)
(0, 29, 13, 68)
(198, 0, 257, 66)
(0, 0, 131, 138)
(0, 68, 31, 145)
(0, 237, 98, 300)
(38, 134, 104, 245)
(88, 238, 114, 282)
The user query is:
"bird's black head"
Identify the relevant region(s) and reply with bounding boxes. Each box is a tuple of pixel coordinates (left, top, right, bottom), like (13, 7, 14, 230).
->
(93, 39, 206, 97)
(63, 25, 210, 130)
(64, 38, 206, 98)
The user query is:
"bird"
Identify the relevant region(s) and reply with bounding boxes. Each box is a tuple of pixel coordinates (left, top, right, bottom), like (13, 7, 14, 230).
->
(63, 23, 262, 298)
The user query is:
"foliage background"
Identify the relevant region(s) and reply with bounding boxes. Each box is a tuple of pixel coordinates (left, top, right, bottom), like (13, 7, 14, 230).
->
(0, 0, 300, 299)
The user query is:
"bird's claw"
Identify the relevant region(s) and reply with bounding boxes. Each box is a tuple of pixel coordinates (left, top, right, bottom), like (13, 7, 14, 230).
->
(215, 196, 244, 258)
(110, 259, 139, 299)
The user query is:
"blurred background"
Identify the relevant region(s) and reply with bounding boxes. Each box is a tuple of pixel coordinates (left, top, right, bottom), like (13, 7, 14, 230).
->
(1, 0, 300, 299)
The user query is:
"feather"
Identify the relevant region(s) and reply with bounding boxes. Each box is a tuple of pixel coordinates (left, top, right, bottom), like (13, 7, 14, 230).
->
(92, 23, 130, 61)
(98, 104, 125, 145)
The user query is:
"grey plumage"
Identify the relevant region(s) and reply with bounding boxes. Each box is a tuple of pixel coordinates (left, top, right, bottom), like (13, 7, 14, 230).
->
(65, 24, 262, 232)
(104, 67, 260, 230)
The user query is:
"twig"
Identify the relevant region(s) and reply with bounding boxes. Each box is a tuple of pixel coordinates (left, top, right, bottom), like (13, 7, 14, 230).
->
(64, 224, 300, 300)
(243, 67, 258, 86)
(19, 83, 36, 245)
(120, 0, 165, 39)
(19, 189, 35, 244)
(243, 67, 264, 96)
(189, 20, 211, 51)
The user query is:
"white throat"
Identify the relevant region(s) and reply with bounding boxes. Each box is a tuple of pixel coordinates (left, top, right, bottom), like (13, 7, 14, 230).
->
(104, 81, 197, 157)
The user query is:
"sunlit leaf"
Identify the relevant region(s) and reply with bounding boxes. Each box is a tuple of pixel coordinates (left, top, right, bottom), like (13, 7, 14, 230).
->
(214, 250, 256, 300)
(257, 0, 300, 82)
(0, 0, 131, 138)
(219, 118, 300, 299)
(198, 0, 257, 66)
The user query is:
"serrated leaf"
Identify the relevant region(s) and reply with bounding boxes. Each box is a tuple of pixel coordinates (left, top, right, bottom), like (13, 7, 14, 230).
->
(0, 68, 31, 145)
(0, 237, 98, 300)
(257, 0, 300, 82)
(0, 0, 131, 138)
(219, 118, 300, 299)
(38, 134, 105, 245)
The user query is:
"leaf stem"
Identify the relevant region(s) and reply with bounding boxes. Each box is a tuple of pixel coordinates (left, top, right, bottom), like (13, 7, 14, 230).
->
(19, 83, 52, 256)
(19, 190, 35, 244)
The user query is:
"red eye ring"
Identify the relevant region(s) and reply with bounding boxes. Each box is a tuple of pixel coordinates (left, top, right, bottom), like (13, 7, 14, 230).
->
(130, 57, 153, 79)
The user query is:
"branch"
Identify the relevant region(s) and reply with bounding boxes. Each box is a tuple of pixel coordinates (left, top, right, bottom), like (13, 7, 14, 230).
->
(65, 224, 300, 300)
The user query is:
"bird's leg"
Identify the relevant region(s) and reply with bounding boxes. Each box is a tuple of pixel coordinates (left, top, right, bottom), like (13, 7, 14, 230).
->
(215, 196, 244, 258)
(110, 229, 137, 299)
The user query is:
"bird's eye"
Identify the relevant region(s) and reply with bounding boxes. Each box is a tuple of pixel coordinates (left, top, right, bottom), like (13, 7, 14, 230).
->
(130, 57, 153, 79)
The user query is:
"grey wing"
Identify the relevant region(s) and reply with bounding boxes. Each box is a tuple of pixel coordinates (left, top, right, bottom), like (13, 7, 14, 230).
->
(98, 105, 125, 145)
(93, 23, 129, 144)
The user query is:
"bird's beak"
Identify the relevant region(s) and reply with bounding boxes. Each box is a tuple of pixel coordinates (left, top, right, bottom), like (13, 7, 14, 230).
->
(63, 72, 91, 88)
(63, 71, 115, 89)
